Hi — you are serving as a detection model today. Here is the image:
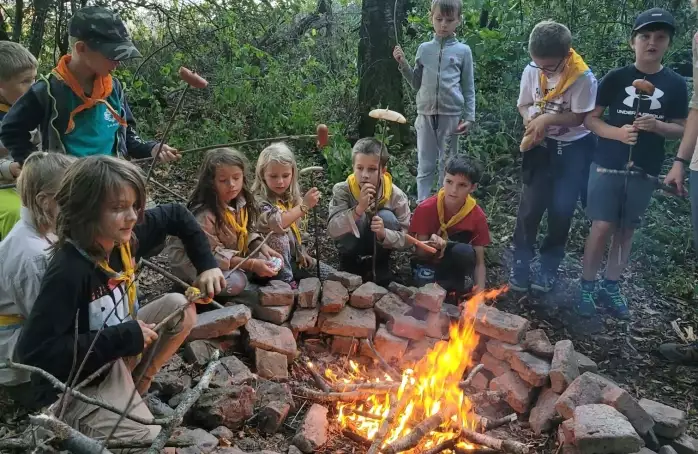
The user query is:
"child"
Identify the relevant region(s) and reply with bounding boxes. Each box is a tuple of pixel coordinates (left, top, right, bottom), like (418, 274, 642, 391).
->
(0, 152, 75, 404)
(0, 41, 38, 240)
(328, 138, 411, 285)
(165, 148, 282, 295)
(393, 0, 475, 203)
(409, 156, 490, 294)
(578, 8, 687, 318)
(15, 156, 225, 446)
(0, 6, 179, 165)
(510, 20, 598, 294)
(252, 143, 336, 285)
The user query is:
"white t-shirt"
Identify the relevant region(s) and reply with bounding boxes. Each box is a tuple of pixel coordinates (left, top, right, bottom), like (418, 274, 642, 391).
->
(517, 64, 598, 142)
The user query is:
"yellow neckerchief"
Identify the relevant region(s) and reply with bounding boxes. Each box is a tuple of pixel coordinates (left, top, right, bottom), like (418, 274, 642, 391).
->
(347, 172, 393, 209)
(0, 103, 10, 114)
(224, 206, 249, 255)
(276, 199, 303, 246)
(98, 242, 137, 316)
(536, 49, 589, 109)
(437, 189, 477, 240)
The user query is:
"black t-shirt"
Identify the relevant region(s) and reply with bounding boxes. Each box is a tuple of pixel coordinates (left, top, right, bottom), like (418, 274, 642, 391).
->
(593, 65, 688, 176)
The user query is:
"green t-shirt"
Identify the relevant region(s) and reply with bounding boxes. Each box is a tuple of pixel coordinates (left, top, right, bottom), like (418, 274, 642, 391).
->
(61, 90, 122, 158)
(0, 188, 21, 240)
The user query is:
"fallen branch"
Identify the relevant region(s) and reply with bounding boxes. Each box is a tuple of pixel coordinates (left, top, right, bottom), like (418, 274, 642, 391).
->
(29, 414, 115, 454)
(423, 437, 458, 454)
(0, 437, 195, 450)
(461, 364, 484, 388)
(305, 361, 331, 393)
(74, 361, 114, 391)
(461, 428, 529, 454)
(366, 337, 401, 381)
(476, 413, 517, 432)
(293, 386, 378, 403)
(141, 259, 223, 309)
(145, 349, 221, 454)
(331, 382, 398, 393)
(382, 411, 449, 454)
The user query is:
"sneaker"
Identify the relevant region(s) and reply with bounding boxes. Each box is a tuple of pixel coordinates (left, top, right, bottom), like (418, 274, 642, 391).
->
(508, 270, 529, 292)
(598, 282, 630, 320)
(575, 286, 598, 317)
(658, 341, 698, 365)
(531, 270, 556, 293)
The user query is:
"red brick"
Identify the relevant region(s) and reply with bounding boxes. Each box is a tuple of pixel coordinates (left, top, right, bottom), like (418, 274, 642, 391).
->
(259, 280, 295, 306)
(574, 404, 643, 454)
(331, 336, 360, 355)
(350, 282, 388, 309)
(290, 308, 319, 334)
(297, 278, 321, 308)
(529, 387, 561, 435)
(509, 351, 551, 387)
(326, 271, 362, 291)
(550, 340, 580, 393)
(489, 371, 535, 413)
(481, 352, 512, 376)
(321, 280, 349, 313)
(475, 305, 530, 344)
(292, 404, 329, 453)
(255, 348, 288, 380)
(245, 319, 297, 360)
(414, 283, 446, 312)
(374, 293, 412, 323)
(523, 329, 554, 358)
(486, 339, 524, 361)
(387, 315, 427, 340)
(320, 306, 376, 338)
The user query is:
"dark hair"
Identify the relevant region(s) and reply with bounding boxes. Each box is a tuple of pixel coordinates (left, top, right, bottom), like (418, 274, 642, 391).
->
(54, 155, 146, 258)
(352, 137, 390, 167)
(188, 148, 258, 231)
(444, 155, 482, 184)
(631, 23, 675, 42)
(528, 20, 572, 59)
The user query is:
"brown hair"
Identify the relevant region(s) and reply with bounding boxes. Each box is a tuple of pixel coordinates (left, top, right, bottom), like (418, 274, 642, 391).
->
(188, 148, 258, 230)
(0, 41, 37, 82)
(16, 152, 76, 235)
(528, 20, 572, 59)
(352, 137, 390, 167)
(54, 155, 146, 258)
(431, 0, 462, 17)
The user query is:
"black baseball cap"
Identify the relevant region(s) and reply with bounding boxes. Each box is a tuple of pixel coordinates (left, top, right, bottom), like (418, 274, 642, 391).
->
(69, 6, 142, 61)
(633, 8, 676, 34)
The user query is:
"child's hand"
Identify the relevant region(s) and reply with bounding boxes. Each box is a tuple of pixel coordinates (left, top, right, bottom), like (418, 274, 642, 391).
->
(370, 216, 386, 240)
(303, 187, 321, 209)
(357, 183, 376, 213)
(428, 234, 447, 251)
(151, 144, 181, 162)
(456, 120, 471, 135)
(9, 162, 21, 178)
(250, 259, 278, 277)
(525, 114, 549, 143)
(260, 244, 283, 261)
(300, 251, 316, 268)
(633, 115, 656, 133)
(664, 161, 687, 196)
(615, 124, 638, 145)
(195, 268, 226, 297)
(393, 46, 406, 65)
(137, 320, 158, 349)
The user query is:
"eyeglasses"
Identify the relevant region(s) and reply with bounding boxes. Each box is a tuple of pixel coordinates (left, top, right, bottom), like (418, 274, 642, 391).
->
(528, 57, 566, 73)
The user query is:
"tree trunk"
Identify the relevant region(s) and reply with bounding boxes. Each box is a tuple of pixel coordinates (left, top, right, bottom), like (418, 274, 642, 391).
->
(13, 0, 23, 42)
(28, 0, 51, 57)
(0, 10, 9, 41)
(357, 0, 408, 143)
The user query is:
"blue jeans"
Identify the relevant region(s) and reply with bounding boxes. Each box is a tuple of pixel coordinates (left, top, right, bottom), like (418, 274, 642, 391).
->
(512, 134, 595, 274)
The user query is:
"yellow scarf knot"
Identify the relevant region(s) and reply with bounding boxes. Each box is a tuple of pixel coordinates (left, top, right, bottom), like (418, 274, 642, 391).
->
(347, 172, 393, 210)
(437, 189, 477, 240)
(224, 207, 249, 255)
(536, 48, 589, 110)
(98, 242, 137, 317)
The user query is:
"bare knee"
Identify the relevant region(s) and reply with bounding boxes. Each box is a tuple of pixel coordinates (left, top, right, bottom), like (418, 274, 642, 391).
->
(590, 220, 614, 239)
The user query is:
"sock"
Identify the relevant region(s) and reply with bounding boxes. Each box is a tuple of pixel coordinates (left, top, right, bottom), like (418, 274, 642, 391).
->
(581, 279, 596, 291)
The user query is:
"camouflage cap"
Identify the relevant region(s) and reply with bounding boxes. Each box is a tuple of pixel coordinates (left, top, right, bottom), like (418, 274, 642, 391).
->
(69, 6, 142, 61)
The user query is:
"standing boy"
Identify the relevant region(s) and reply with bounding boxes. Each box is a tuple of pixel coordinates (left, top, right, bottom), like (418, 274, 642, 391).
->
(327, 138, 411, 286)
(0, 6, 179, 165)
(511, 21, 598, 294)
(579, 8, 687, 319)
(409, 155, 490, 294)
(0, 41, 38, 240)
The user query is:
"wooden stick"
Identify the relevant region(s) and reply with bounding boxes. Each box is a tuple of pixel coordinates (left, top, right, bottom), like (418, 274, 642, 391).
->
(367, 388, 411, 454)
(149, 177, 188, 202)
(476, 413, 517, 432)
(342, 428, 372, 447)
(145, 85, 190, 182)
(348, 409, 384, 420)
(454, 448, 501, 454)
(423, 437, 458, 454)
(140, 259, 223, 309)
(229, 231, 273, 273)
(305, 361, 331, 393)
(332, 381, 399, 393)
(145, 350, 221, 454)
(461, 428, 529, 454)
(293, 386, 378, 402)
(0, 436, 196, 450)
(382, 411, 449, 454)
(29, 414, 115, 454)
(405, 234, 438, 254)
(0, 183, 16, 190)
(366, 337, 402, 381)
(461, 363, 484, 388)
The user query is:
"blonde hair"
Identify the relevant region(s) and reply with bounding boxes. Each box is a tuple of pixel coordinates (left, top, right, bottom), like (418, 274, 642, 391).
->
(17, 152, 76, 234)
(431, 0, 462, 17)
(528, 20, 572, 59)
(252, 142, 302, 206)
(0, 41, 38, 82)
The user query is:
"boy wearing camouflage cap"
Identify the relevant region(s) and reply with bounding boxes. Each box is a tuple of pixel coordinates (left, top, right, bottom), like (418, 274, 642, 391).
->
(0, 6, 180, 165)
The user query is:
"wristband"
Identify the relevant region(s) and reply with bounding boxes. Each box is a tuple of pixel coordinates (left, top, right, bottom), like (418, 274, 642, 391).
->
(300, 203, 309, 215)
(674, 157, 690, 166)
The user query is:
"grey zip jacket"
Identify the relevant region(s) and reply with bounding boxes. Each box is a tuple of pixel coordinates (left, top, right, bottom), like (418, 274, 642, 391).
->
(399, 34, 475, 121)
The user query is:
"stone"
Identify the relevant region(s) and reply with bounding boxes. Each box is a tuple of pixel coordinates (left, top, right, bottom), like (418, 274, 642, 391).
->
(509, 351, 551, 387)
(350, 282, 388, 309)
(292, 403, 329, 453)
(321, 280, 349, 313)
(297, 278, 321, 308)
(256, 379, 295, 411)
(258, 400, 291, 434)
(425, 311, 450, 339)
(560, 418, 576, 445)
(210, 426, 234, 440)
(556, 372, 616, 419)
(150, 371, 187, 398)
(327, 270, 362, 291)
(373, 324, 409, 361)
(290, 308, 319, 333)
(530, 387, 561, 435)
(634, 450, 659, 454)
(486, 339, 524, 361)
(481, 352, 512, 376)
(573, 404, 644, 454)
(188, 305, 252, 341)
(659, 448, 679, 454)
(550, 340, 580, 394)
(288, 447, 304, 454)
(260, 280, 295, 306)
(602, 386, 654, 435)
(245, 319, 297, 360)
(475, 305, 530, 344)
(320, 306, 376, 338)
(576, 352, 599, 374)
(253, 304, 294, 325)
(387, 315, 427, 340)
(388, 281, 417, 303)
(664, 434, 698, 454)
(331, 336, 360, 355)
(489, 371, 535, 414)
(255, 348, 289, 380)
(172, 427, 219, 454)
(638, 399, 688, 439)
(189, 386, 256, 430)
(168, 392, 186, 408)
(374, 293, 412, 323)
(471, 371, 493, 391)
(523, 329, 554, 359)
(184, 340, 219, 366)
(210, 355, 255, 388)
(254, 380, 295, 436)
(402, 337, 442, 364)
(414, 283, 447, 312)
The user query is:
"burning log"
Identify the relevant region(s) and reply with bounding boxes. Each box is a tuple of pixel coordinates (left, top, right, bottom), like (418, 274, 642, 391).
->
(461, 428, 530, 454)
(423, 437, 459, 454)
(293, 386, 378, 402)
(332, 382, 398, 393)
(342, 428, 372, 448)
(348, 409, 384, 419)
(454, 448, 501, 454)
(366, 389, 411, 454)
(475, 413, 518, 432)
(306, 361, 331, 393)
(382, 411, 451, 454)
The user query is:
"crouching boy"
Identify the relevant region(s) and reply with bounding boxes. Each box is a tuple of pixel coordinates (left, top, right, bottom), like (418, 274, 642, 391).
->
(409, 156, 490, 294)
(327, 138, 411, 285)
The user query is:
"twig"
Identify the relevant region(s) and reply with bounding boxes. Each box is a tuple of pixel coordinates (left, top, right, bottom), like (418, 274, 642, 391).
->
(382, 411, 449, 454)
(74, 362, 114, 392)
(293, 386, 378, 402)
(229, 231, 273, 273)
(145, 85, 190, 182)
(149, 177, 188, 202)
(461, 428, 530, 454)
(145, 350, 221, 454)
(0, 437, 195, 450)
(461, 363, 484, 388)
(140, 259, 223, 309)
(332, 382, 399, 393)
(57, 311, 81, 420)
(342, 428, 372, 447)
(29, 414, 115, 454)
(423, 437, 458, 454)
(305, 361, 331, 393)
(348, 409, 384, 420)
(476, 413, 518, 432)
(367, 385, 411, 454)
(366, 337, 401, 381)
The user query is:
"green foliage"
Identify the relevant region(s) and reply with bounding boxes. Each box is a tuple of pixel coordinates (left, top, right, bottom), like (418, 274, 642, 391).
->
(322, 134, 354, 184)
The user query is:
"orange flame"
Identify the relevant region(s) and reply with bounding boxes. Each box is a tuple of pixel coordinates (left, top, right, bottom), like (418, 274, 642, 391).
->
(330, 287, 507, 451)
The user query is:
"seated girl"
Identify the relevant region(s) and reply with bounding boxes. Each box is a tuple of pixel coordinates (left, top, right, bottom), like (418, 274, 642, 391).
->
(252, 142, 336, 285)
(165, 148, 281, 296)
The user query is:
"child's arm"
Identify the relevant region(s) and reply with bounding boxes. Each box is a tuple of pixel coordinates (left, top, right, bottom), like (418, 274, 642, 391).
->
(584, 106, 637, 145)
(0, 87, 43, 165)
(473, 245, 486, 291)
(460, 45, 476, 123)
(395, 45, 424, 91)
(375, 189, 411, 249)
(529, 72, 597, 133)
(327, 183, 361, 239)
(634, 76, 688, 141)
